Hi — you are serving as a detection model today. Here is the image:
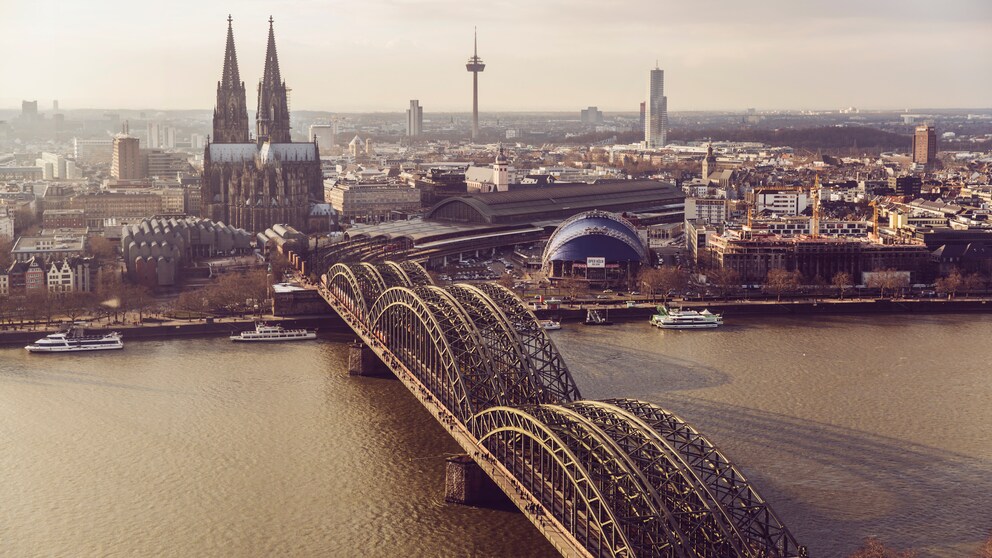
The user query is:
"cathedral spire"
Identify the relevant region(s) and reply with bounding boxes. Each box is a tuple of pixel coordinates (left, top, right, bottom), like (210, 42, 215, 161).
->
(221, 15, 241, 89)
(212, 15, 249, 143)
(261, 16, 282, 90)
(256, 16, 291, 144)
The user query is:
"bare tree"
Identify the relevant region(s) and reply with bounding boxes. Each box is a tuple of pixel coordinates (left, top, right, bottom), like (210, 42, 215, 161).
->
(88, 236, 117, 262)
(707, 267, 739, 301)
(558, 276, 583, 301)
(0, 238, 13, 270)
(763, 268, 799, 302)
(935, 268, 963, 300)
(963, 272, 985, 296)
(867, 269, 908, 299)
(125, 285, 154, 323)
(637, 268, 665, 302)
(832, 271, 853, 300)
(62, 292, 96, 324)
(846, 537, 915, 558)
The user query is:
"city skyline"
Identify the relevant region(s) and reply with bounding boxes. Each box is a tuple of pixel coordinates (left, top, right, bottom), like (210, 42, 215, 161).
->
(2, 0, 991, 113)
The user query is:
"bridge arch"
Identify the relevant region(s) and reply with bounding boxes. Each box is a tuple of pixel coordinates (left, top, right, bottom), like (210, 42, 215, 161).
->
(447, 283, 565, 406)
(531, 404, 693, 555)
(469, 406, 633, 558)
(369, 286, 477, 421)
(326, 263, 369, 318)
(412, 285, 509, 419)
(475, 283, 581, 402)
(602, 399, 805, 557)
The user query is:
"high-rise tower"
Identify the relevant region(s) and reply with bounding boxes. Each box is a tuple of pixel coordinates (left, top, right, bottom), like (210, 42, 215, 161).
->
(465, 28, 485, 142)
(912, 124, 937, 168)
(644, 64, 668, 148)
(406, 100, 423, 137)
(256, 16, 292, 144)
(212, 16, 250, 143)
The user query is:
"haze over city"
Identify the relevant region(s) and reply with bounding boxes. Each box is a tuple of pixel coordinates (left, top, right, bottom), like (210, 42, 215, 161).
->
(3, 0, 991, 112)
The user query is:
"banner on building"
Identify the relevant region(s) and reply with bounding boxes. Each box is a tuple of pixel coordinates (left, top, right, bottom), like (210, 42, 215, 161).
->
(586, 257, 606, 268)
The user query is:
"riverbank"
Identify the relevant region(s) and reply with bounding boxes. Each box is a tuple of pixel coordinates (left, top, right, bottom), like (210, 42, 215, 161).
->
(533, 297, 992, 323)
(0, 314, 351, 347)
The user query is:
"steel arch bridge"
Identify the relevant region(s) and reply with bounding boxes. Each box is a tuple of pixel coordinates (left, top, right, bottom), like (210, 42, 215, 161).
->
(318, 261, 806, 558)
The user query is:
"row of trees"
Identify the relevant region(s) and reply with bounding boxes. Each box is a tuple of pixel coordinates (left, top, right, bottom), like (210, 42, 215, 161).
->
(0, 272, 155, 327)
(0, 267, 273, 327)
(639, 265, 988, 302)
(173, 269, 270, 315)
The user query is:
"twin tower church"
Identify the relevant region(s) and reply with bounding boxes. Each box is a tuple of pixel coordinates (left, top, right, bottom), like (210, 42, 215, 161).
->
(202, 17, 322, 233)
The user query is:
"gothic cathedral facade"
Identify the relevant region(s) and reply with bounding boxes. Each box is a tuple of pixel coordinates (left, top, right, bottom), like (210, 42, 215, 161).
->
(202, 17, 322, 233)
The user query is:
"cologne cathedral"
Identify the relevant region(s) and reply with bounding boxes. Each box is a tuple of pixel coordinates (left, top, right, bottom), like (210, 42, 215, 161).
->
(201, 17, 322, 233)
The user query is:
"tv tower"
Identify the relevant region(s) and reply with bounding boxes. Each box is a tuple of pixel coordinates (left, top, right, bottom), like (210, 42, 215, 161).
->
(465, 27, 485, 142)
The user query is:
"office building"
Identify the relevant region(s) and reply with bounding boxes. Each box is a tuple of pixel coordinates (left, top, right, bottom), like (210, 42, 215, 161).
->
(580, 106, 603, 125)
(644, 65, 668, 148)
(74, 138, 114, 164)
(112, 123, 142, 180)
(309, 124, 336, 154)
(406, 100, 423, 137)
(912, 124, 937, 167)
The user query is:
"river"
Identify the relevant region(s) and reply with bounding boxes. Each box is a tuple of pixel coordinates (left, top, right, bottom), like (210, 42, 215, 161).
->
(1, 314, 990, 557)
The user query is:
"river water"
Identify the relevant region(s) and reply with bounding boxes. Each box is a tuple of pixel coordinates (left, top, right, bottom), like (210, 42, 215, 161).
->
(1, 314, 990, 557)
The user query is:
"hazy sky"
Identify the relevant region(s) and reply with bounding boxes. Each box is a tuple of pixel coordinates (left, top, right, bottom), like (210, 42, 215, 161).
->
(3, 0, 990, 113)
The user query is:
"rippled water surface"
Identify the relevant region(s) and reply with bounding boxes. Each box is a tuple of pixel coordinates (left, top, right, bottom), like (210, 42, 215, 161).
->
(553, 313, 992, 557)
(2, 314, 990, 557)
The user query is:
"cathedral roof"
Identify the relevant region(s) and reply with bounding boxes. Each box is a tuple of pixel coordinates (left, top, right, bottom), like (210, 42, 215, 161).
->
(208, 143, 257, 163)
(258, 143, 318, 164)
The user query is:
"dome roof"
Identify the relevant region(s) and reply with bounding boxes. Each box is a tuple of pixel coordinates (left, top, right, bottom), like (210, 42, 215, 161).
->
(542, 210, 648, 264)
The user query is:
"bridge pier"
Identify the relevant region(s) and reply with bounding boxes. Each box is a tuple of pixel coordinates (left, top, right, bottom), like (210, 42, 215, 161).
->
(444, 454, 503, 506)
(348, 341, 389, 377)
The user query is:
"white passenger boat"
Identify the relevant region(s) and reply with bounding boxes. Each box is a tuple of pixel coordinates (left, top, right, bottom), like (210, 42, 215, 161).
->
(230, 323, 317, 342)
(650, 306, 723, 329)
(539, 319, 562, 330)
(25, 330, 124, 353)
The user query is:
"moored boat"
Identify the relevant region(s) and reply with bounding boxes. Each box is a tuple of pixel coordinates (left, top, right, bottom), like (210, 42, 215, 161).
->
(25, 330, 124, 353)
(539, 319, 562, 330)
(650, 305, 723, 329)
(230, 322, 317, 342)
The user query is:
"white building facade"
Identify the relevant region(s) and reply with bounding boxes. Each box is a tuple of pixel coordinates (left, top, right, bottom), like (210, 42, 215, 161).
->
(644, 66, 668, 148)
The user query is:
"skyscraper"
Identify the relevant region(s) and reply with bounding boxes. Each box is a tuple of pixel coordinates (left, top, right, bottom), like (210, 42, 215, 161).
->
(406, 100, 423, 137)
(644, 65, 668, 148)
(912, 124, 937, 168)
(112, 122, 141, 180)
(465, 28, 485, 141)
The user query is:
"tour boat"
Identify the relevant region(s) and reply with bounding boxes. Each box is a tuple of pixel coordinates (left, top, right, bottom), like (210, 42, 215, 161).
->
(230, 322, 317, 342)
(650, 306, 723, 329)
(583, 309, 613, 326)
(539, 319, 562, 330)
(25, 330, 124, 353)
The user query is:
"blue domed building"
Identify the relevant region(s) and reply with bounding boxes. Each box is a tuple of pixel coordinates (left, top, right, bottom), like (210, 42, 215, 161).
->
(542, 210, 649, 287)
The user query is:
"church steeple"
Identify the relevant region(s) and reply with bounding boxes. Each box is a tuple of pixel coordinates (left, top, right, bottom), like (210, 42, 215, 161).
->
(212, 15, 249, 143)
(256, 16, 291, 144)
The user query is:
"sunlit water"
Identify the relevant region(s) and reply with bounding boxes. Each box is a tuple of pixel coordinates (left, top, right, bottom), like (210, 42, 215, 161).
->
(1, 314, 990, 557)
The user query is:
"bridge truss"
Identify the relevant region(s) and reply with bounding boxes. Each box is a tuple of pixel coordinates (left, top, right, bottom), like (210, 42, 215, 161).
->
(320, 261, 806, 558)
